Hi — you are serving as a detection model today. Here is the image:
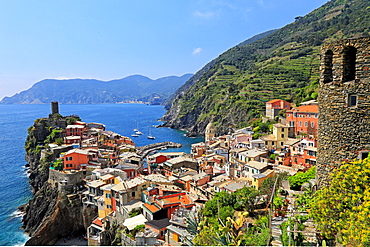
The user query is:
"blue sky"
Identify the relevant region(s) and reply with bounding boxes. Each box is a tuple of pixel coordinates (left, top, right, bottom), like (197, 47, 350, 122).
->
(0, 0, 329, 99)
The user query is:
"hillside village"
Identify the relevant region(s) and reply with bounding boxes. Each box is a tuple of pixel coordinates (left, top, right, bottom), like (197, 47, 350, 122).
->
(27, 96, 319, 246)
(22, 36, 370, 246)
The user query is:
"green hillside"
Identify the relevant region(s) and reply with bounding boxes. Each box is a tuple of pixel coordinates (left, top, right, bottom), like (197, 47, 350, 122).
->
(162, 0, 370, 136)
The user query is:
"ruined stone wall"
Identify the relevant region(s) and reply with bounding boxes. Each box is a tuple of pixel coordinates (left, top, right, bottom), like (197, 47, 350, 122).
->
(317, 36, 370, 187)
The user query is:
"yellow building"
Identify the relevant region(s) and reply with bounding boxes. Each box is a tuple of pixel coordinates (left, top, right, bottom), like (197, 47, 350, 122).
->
(99, 184, 116, 218)
(262, 123, 289, 151)
(251, 169, 275, 189)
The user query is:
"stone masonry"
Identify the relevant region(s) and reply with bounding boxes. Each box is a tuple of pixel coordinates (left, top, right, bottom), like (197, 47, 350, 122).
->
(317, 36, 370, 187)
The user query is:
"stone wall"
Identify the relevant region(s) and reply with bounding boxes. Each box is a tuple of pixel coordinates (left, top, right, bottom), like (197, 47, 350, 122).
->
(317, 36, 370, 187)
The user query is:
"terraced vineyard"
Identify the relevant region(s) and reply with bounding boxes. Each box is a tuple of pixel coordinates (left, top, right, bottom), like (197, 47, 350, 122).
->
(162, 0, 370, 136)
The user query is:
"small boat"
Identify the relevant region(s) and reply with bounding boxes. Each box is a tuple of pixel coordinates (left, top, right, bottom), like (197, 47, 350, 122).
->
(131, 133, 139, 137)
(147, 127, 155, 139)
(147, 134, 155, 139)
(136, 131, 143, 135)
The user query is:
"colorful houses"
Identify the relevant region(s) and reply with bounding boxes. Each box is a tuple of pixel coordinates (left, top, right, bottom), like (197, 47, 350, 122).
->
(286, 103, 319, 137)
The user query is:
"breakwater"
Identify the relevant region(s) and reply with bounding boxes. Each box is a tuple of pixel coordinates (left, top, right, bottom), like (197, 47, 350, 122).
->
(136, 141, 182, 157)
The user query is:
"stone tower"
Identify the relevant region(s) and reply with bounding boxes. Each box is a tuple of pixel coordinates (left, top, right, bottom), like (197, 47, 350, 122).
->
(205, 122, 215, 143)
(317, 36, 370, 187)
(51, 101, 59, 115)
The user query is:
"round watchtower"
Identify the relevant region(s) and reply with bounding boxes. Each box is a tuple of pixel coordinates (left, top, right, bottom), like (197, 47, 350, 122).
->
(317, 36, 370, 187)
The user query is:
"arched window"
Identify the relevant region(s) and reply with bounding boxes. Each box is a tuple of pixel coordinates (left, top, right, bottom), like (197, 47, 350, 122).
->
(323, 50, 333, 83)
(343, 46, 356, 82)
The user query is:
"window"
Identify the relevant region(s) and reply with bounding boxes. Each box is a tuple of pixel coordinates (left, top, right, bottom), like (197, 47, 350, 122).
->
(304, 121, 308, 127)
(311, 122, 315, 128)
(106, 193, 111, 199)
(343, 46, 356, 82)
(281, 142, 284, 146)
(281, 134, 284, 138)
(66, 164, 73, 168)
(272, 141, 275, 146)
(66, 157, 72, 161)
(131, 191, 136, 197)
(348, 94, 357, 107)
(323, 50, 334, 83)
(299, 121, 302, 127)
(293, 112, 297, 117)
(107, 205, 112, 209)
(290, 121, 295, 127)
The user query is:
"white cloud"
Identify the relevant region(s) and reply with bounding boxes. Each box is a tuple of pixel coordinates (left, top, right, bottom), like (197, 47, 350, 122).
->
(193, 11, 216, 19)
(192, 48, 203, 55)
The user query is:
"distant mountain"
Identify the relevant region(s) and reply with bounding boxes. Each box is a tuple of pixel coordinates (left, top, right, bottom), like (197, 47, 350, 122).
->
(0, 74, 193, 104)
(162, 0, 370, 136)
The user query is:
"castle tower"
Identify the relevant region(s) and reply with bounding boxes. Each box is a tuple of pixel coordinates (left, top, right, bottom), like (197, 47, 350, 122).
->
(317, 36, 370, 187)
(51, 101, 59, 115)
(205, 122, 215, 143)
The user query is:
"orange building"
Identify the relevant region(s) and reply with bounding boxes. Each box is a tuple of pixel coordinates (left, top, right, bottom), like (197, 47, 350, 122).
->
(63, 149, 90, 170)
(286, 104, 318, 137)
(66, 124, 86, 137)
(266, 99, 291, 119)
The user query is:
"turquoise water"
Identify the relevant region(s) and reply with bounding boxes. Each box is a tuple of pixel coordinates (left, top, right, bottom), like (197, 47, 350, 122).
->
(0, 104, 203, 246)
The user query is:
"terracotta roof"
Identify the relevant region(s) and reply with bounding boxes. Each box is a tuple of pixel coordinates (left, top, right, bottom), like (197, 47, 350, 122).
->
(289, 104, 318, 113)
(93, 218, 103, 227)
(143, 203, 161, 213)
(266, 99, 283, 104)
(160, 194, 194, 207)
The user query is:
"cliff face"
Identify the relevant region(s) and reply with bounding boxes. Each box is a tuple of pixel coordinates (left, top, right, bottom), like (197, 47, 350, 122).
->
(23, 182, 97, 246)
(22, 114, 97, 245)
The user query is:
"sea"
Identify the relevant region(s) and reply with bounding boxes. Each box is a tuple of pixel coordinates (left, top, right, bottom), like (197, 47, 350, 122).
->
(0, 103, 203, 246)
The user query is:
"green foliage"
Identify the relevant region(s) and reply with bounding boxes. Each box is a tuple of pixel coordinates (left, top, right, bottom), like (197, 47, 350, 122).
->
(52, 159, 64, 171)
(287, 166, 316, 190)
(310, 158, 370, 246)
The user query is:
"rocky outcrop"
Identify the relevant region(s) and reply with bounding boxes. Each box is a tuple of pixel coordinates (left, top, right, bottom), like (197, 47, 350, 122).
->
(23, 182, 97, 246)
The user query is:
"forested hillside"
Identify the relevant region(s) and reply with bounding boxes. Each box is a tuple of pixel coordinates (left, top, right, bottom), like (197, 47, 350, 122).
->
(162, 0, 370, 136)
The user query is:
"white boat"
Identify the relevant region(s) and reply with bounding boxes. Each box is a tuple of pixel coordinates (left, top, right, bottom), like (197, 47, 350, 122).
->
(131, 133, 139, 137)
(136, 131, 143, 135)
(147, 127, 155, 139)
(147, 134, 155, 139)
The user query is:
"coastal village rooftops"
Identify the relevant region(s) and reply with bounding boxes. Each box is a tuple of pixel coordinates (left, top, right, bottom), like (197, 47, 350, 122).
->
(179, 175, 193, 182)
(64, 148, 91, 156)
(224, 182, 248, 193)
(143, 174, 171, 184)
(66, 124, 85, 129)
(149, 152, 186, 158)
(252, 173, 267, 179)
(124, 176, 147, 189)
(123, 214, 148, 231)
(146, 218, 171, 231)
(165, 156, 197, 165)
(192, 172, 209, 181)
(88, 180, 106, 188)
(143, 203, 161, 213)
(158, 193, 194, 207)
(285, 138, 301, 146)
(100, 183, 116, 191)
(289, 104, 318, 113)
(260, 134, 276, 141)
(240, 149, 268, 158)
(246, 161, 269, 170)
(100, 174, 114, 181)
